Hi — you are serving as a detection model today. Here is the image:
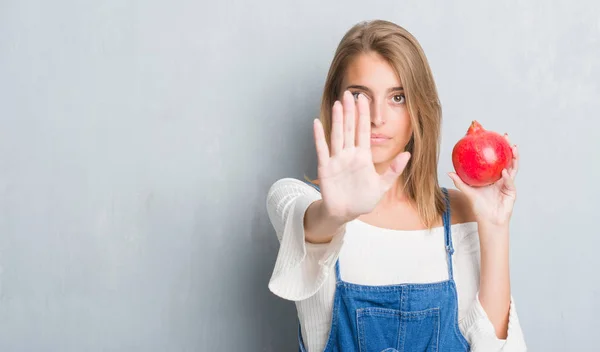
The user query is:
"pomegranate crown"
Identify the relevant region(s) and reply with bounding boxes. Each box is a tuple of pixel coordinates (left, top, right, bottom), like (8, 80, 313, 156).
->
(466, 120, 485, 135)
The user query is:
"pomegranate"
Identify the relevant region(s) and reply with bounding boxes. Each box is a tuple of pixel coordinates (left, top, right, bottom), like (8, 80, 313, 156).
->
(451, 120, 513, 187)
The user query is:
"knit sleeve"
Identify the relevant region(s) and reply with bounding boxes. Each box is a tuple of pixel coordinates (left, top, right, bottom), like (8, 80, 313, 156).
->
(266, 178, 345, 301)
(454, 224, 527, 351)
(459, 293, 526, 351)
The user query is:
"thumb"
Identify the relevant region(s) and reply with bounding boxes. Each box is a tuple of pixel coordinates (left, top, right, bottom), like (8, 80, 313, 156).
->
(448, 171, 473, 197)
(380, 152, 411, 188)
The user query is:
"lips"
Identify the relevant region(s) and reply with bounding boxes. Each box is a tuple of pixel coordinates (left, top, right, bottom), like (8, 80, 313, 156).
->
(370, 133, 390, 139)
(370, 133, 390, 145)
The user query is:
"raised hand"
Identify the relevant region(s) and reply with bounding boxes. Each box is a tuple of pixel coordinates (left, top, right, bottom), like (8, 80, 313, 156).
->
(313, 90, 411, 223)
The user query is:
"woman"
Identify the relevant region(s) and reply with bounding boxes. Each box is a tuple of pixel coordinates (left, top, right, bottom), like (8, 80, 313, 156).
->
(266, 20, 526, 351)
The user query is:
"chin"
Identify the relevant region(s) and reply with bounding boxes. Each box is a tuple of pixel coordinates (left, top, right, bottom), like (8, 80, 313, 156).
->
(371, 152, 394, 165)
(371, 147, 406, 165)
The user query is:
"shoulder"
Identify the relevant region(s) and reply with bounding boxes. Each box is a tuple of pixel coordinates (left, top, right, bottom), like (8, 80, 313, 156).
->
(446, 188, 477, 224)
(267, 177, 321, 202)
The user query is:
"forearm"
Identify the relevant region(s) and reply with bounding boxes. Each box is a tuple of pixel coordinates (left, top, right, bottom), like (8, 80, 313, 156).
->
(477, 221, 511, 339)
(304, 200, 347, 244)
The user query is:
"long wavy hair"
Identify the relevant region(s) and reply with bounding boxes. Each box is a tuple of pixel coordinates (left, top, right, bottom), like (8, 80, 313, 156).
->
(306, 20, 447, 229)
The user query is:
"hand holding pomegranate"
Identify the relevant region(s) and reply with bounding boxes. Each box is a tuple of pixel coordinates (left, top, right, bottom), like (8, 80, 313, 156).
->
(448, 121, 519, 227)
(313, 91, 411, 224)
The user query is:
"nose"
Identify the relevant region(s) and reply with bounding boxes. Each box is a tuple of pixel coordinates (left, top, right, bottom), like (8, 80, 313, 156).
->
(370, 102, 385, 127)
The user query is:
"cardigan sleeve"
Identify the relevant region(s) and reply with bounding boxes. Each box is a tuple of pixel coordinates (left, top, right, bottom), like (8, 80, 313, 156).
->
(454, 224, 527, 351)
(266, 178, 345, 301)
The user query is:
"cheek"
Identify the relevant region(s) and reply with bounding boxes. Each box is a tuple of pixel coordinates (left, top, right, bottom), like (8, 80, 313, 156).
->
(370, 113, 412, 162)
(390, 109, 412, 141)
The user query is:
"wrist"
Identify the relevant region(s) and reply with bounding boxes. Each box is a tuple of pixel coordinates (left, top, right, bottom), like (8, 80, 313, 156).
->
(477, 220, 510, 247)
(476, 218, 509, 233)
(320, 201, 355, 227)
(320, 200, 356, 226)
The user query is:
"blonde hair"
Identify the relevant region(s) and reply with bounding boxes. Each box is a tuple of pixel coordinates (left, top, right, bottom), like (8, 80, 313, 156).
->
(305, 20, 447, 229)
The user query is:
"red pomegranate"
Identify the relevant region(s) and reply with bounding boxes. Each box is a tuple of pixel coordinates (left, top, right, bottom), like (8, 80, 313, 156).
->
(451, 120, 513, 187)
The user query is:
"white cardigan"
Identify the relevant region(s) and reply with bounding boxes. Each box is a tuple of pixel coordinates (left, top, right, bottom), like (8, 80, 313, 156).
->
(266, 178, 527, 352)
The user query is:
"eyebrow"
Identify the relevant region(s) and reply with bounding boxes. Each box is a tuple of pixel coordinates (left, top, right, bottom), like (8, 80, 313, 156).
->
(345, 85, 404, 93)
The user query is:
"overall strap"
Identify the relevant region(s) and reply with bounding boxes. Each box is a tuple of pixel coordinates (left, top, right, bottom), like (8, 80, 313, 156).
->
(335, 260, 342, 283)
(441, 187, 455, 280)
(305, 180, 320, 192)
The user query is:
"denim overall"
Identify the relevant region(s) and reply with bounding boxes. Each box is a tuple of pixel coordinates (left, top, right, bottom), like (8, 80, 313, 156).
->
(299, 186, 469, 352)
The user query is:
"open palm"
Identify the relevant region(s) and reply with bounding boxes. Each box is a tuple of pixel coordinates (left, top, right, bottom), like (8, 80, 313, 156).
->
(313, 91, 411, 223)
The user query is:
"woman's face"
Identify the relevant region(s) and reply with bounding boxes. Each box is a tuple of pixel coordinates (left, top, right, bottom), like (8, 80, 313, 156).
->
(339, 52, 413, 166)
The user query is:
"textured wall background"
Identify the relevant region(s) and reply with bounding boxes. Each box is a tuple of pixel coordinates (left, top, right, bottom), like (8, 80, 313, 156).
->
(1, 0, 598, 350)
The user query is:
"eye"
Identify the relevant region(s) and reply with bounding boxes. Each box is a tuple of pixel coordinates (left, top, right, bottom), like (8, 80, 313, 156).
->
(351, 92, 361, 100)
(392, 94, 405, 104)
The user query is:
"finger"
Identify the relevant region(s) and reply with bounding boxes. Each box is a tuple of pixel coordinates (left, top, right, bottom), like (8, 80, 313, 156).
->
(448, 172, 474, 198)
(342, 91, 356, 148)
(503, 133, 518, 179)
(356, 94, 371, 148)
(380, 152, 411, 188)
(509, 144, 519, 179)
(330, 101, 343, 156)
(502, 168, 516, 196)
(313, 118, 330, 167)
